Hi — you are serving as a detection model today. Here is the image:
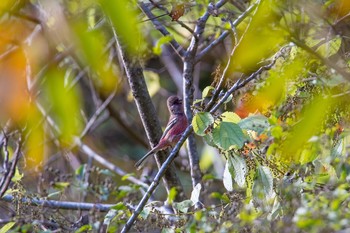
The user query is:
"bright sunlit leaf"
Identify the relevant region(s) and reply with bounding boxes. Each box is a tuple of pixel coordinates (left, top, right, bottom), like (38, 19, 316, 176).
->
(0, 222, 15, 233)
(192, 112, 214, 136)
(11, 167, 23, 182)
(221, 111, 241, 123)
(153, 35, 173, 55)
(202, 86, 215, 98)
(190, 183, 202, 204)
(167, 187, 177, 205)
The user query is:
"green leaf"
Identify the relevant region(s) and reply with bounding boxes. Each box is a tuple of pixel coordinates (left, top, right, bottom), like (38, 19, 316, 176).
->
(230, 154, 247, 188)
(121, 173, 135, 181)
(98, 169, 115, 176)
(202, 86, 215, 98)
(76, 225, 92, 233)
(0, 222, 15, 233)
(99, 0, 144, 56)
(153, 35, 173, 55)
(203, 134, 216, 147)
(212, 122, 245, 150)
(223, 94, 233, 104)
(103, 209, 118, 226)
(53, 182, 70, 190)
(140, 207, 151, 219)
(192, 112, 214, 136)
(111, 202, 127, 210)
(221, 111, 241, 123)
(173, 200, 193, 213)
(223, 153, 247, 191)
(11, 167, 23, 182)
(253, 166, 274, 200)
(75, 165, 86, 180)
(238, 115, 270, 134)
(167, 187, 177, 205)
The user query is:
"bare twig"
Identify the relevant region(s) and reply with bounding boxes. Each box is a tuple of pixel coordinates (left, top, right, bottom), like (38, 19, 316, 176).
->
(74, 137, 148, 189)
(195, 2, 258, 62)
(0, 136, 22, 197)
(79, 89, 117, 139)
(105, 98, 148, 148)
(138, 2, 186, 58)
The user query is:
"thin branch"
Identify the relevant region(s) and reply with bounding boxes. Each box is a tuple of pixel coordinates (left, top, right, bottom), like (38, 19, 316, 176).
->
(1, 195, 115, 212)
(210, 54, 281, 114)
(79, 88, 117, 139)
(138, 2, 186, 58)
(74, 137, 149, 189)
(105, 99, 148, 148)
(195, 2, 258, 62)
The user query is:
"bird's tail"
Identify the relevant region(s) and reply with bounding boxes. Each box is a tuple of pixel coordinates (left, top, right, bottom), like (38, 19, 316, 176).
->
(134, 148, 156, 170)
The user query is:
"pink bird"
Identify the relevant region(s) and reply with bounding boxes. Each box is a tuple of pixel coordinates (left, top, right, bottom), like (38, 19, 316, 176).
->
(135, 96, 188, 169)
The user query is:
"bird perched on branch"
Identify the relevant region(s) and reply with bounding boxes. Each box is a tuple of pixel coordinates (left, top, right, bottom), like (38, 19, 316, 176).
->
(135, 96, 188, 170)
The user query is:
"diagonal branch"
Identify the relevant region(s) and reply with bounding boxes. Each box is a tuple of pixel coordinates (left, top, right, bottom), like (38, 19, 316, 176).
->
(1, 194, 116, 212)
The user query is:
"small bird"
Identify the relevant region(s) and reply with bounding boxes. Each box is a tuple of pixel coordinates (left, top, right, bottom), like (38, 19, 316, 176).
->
(135, 96, 188, 170)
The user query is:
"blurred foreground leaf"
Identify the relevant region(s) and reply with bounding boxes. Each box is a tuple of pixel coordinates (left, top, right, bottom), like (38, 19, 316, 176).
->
(99, 0, 145, 56)
(44, 68, 83, 146)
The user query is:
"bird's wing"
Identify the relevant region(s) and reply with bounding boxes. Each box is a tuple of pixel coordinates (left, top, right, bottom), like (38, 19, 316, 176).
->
(160, 117, 178, 140)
